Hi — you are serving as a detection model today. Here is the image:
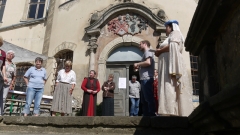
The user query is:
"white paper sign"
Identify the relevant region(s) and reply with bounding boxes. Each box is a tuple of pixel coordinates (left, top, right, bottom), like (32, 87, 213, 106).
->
(118, 78, 126, 89)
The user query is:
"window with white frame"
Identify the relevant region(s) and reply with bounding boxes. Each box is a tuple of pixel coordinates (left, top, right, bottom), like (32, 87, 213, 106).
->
(0, 0, 7, 22)
(28, 0, 45, 19)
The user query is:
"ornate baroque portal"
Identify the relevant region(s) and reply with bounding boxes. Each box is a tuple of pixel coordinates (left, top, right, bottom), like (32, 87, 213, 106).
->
(85, 2, 166, 116)
(85, 2, 166, 70)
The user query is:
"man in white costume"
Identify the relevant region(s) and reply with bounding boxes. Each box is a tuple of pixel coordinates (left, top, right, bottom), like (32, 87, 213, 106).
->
(155, 20, 193, 116)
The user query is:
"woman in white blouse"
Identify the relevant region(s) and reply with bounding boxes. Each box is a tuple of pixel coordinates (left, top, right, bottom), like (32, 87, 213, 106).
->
(51, 60, 76, 116)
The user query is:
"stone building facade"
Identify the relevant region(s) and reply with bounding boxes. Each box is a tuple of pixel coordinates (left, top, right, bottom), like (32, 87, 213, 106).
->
(185, 0, 240, 134)
(0, 0, 197, 115)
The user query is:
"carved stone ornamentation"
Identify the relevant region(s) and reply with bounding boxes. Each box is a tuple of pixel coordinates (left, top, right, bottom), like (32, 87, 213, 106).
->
(87, 36, 98, 52)
(108, 13, 148, 36)
(157, 9, 166, 20)
(52, 42, 77, 56)
(86, 32, 100, 71)
(90, 13, 99, 24)
(157, 33, 167, 49)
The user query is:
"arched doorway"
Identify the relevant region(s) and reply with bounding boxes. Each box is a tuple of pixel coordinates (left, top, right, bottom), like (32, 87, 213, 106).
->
(107, 45, 142, 82)
(52, 49, 73, 94)
(105, 44, 143, 116)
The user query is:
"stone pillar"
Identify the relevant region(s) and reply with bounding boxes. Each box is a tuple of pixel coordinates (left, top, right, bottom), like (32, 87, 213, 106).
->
(155, 31, 167, 69)
(155, 25, 167, 48)
(125, 65, 130, 116)
(86, 29, 100, 71)
(88, 36, 98, 70)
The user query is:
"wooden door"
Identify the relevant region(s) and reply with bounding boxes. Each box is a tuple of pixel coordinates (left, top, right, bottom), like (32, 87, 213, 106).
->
(106, 65, 129, 116)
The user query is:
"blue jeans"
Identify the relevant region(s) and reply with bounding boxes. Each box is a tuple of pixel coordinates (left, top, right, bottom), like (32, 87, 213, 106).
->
(141, 78, 156, 116)
(23, 87, 44, 115)
(130, 98, 140, 116)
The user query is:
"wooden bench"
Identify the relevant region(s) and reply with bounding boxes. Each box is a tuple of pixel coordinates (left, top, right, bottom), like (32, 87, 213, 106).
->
(6, 90, 53, 116)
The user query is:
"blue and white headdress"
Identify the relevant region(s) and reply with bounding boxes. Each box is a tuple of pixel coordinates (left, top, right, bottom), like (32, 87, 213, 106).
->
(165, 20, 185, 43)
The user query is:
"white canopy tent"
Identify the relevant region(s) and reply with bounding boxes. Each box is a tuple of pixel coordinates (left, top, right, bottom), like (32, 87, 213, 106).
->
(1, 41, 48, 63)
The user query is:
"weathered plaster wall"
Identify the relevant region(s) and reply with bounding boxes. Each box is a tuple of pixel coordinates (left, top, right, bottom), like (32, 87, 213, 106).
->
(0, 0, 46, 54)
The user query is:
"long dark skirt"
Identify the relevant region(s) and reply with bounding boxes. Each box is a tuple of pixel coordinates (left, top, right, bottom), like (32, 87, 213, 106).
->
(102, 97, 114, 116)
(82, 92, 97, 116)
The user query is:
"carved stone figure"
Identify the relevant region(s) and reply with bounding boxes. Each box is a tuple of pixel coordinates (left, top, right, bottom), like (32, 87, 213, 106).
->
(157, 9, 166, 20)
(138, 18, 148, 32)
(125, 14, 130, 21)
(90, 13, 99, 24)
(127, 15, 140, 35)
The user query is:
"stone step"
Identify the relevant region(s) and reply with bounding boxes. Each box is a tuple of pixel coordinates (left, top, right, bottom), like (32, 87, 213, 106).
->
(0, 116, 193, 135)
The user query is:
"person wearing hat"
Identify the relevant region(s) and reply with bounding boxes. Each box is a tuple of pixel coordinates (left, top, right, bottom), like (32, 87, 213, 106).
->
(155, 20, 193, 116)
(0, 36, 7, 116)
(1, 50, 16, 115)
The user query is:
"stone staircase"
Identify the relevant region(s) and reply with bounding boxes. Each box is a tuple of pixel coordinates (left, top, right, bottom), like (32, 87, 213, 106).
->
(0, 116, 193, 135)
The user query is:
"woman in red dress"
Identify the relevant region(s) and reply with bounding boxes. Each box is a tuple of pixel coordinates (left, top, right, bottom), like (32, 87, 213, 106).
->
(81, 70, 100, 116)
(153, 69, 159, 114)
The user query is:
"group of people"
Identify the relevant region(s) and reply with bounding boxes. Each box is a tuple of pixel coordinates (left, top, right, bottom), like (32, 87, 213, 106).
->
(104, 19, 193, 117)
(128, 69, 158, 116)
(0, 19, 193, 117)
(0, 49, 49, 116)
(131, 20, 193, 116)
(81, 72, 115, 116)
(0, 37, 77, 116)
(0, 35, 50, 116)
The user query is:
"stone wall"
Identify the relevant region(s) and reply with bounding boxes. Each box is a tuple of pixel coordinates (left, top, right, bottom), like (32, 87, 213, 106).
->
(214, 8, 240, 93)
(187, 1, 240, 134)
(198, 7, 240, 102)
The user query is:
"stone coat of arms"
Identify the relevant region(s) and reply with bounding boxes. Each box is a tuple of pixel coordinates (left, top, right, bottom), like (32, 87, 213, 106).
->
(108, 14, 148, 36)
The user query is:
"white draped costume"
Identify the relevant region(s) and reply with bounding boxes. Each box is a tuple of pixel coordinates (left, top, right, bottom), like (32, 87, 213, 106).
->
(158, 23, 193, 116)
